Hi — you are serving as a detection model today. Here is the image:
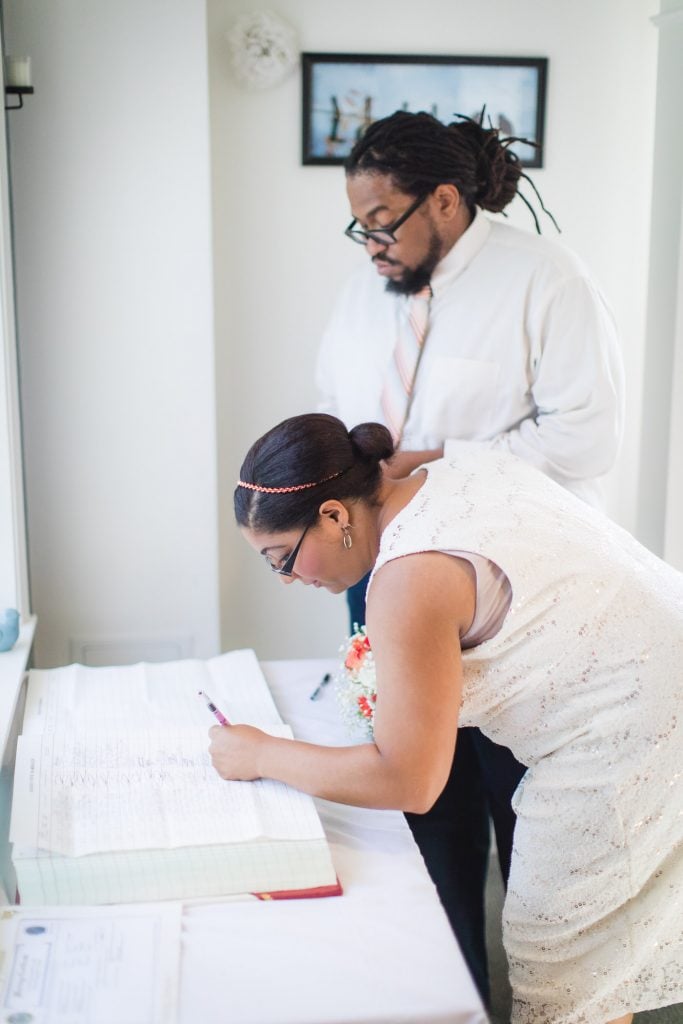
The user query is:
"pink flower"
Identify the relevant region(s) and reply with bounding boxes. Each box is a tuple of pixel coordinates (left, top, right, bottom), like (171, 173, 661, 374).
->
(337, 626, 377, 736)
(357, 695, 374, 718)
(344, 634, 371, 671)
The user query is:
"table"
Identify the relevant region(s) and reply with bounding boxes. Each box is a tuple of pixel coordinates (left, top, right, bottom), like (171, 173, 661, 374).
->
(180, 658, 488, 1024)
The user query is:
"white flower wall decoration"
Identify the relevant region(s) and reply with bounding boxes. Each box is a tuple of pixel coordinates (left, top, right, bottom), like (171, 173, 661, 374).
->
(226, 10, 298, 91)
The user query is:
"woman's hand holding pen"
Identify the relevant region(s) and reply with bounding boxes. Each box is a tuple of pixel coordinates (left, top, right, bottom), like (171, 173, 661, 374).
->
(208, 724, 269, 782)
(200, 690, 268, 782)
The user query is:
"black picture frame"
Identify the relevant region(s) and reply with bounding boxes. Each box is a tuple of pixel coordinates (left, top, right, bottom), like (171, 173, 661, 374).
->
(302, 53, 547, 169)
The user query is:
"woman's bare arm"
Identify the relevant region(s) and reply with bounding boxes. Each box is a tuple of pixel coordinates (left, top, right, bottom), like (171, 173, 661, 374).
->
(208, 552, 475, 812)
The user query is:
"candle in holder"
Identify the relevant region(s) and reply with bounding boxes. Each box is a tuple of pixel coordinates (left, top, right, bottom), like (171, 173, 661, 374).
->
(4, 56, 32, 88)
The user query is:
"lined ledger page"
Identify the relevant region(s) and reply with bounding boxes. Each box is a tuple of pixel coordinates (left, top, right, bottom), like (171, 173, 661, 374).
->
(22, 649, 283, 735)
(11, 727, 325, 856)
(11, 650, 327, 858)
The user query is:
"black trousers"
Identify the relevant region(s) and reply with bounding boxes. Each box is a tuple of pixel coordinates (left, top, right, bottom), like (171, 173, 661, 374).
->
(346, 575, 526, 1006)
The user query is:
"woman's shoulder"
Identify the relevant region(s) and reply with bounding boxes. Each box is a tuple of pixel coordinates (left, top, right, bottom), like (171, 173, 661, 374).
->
(367, 547, 477, 640)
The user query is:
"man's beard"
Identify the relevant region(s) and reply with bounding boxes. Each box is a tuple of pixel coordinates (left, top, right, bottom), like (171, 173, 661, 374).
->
(382, 230, 442, 296)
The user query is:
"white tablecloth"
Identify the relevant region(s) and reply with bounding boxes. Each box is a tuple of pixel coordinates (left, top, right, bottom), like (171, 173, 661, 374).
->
(180, 658, 488, 1024)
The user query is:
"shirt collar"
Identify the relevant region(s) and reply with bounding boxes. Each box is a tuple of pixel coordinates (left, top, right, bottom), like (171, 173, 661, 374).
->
(430, 206, 490, 295)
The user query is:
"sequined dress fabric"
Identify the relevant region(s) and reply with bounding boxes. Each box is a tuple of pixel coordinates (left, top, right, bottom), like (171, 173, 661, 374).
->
(369, 450, 683, 1023)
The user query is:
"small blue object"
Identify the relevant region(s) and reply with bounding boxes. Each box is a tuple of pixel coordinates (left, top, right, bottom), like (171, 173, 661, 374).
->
(0, 608, 20, 652)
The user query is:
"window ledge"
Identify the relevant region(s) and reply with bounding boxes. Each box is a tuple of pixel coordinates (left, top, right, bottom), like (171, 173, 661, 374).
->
(0, 616, 36, 757)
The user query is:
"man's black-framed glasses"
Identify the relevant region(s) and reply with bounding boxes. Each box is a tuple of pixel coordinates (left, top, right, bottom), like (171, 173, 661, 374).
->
(267, 524, 310, 576)
(344, 193, 428, 246)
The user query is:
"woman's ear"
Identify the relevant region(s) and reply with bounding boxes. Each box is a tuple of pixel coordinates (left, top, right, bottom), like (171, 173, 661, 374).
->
(318, 499, 349, 527)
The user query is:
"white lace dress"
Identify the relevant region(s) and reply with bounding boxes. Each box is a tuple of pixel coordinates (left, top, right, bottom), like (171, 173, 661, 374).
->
(368, 450, 683, 1024)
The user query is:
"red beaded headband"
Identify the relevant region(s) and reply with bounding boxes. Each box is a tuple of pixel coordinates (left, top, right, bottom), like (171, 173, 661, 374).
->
(237, 469, 346, 495)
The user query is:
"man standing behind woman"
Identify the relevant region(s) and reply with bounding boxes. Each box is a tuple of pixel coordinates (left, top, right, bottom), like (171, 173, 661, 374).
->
(315, 109, 624, 1004)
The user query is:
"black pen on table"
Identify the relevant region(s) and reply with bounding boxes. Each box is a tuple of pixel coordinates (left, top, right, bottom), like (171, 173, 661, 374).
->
(309, 672, 332, 701)
(198, 690, 231, 726)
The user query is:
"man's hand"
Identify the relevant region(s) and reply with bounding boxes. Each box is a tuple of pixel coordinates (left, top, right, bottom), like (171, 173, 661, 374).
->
(383, 448, 444, 479)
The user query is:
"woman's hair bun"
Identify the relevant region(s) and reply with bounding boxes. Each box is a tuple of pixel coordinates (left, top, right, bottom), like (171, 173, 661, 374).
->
(348, 422, 394, 463)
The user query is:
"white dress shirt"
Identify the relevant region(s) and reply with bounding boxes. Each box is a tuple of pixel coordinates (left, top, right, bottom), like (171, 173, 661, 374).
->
(316, 208, 624, 508)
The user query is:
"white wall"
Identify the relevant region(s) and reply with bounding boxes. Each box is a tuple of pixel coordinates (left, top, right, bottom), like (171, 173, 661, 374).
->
(0, 27, 29, 617)
(642, 1, 683, 563)
(665, 189, 683, 570)
(1, 0, 664, 668)
(4, 0, 221, 667)
(208, 0, 659, 659)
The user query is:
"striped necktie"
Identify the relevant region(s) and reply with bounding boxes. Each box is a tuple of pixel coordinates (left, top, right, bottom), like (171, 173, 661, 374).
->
(380, 284, 432, 446)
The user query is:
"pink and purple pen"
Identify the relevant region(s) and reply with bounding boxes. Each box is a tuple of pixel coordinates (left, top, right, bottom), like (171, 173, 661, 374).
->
(198, 690, 231, 726)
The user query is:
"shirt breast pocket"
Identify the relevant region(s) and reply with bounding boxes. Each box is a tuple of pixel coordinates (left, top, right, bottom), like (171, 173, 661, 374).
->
(423, 356, 501, 439)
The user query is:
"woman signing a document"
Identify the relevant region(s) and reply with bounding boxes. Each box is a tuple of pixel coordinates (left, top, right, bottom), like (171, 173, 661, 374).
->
(208, 412, 683, 1024)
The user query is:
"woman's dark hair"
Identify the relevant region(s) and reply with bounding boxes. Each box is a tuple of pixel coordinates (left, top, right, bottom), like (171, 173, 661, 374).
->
(344, 109, 558, 234)
(234, 414, 394, 533)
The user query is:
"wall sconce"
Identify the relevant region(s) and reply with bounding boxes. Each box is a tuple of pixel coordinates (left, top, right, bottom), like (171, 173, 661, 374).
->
(4, 55, 34, 110)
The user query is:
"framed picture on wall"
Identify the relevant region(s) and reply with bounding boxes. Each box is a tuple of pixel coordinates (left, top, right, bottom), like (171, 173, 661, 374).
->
(301, 53, 548, 168)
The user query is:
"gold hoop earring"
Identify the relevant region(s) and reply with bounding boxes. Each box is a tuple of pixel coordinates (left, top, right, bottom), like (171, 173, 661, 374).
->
(342, 525, 353, 550)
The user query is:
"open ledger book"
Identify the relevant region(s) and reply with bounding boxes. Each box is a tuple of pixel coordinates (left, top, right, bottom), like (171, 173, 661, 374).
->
(10, 650, 342, 905)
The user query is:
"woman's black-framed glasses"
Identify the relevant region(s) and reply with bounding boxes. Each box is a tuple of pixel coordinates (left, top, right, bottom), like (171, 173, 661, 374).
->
(267, 524, 310, 576)
(344, 193, 428, 246)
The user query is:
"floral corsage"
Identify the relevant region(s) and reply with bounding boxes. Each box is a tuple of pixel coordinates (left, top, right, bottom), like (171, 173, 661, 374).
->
(335, 625, 377, 737)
